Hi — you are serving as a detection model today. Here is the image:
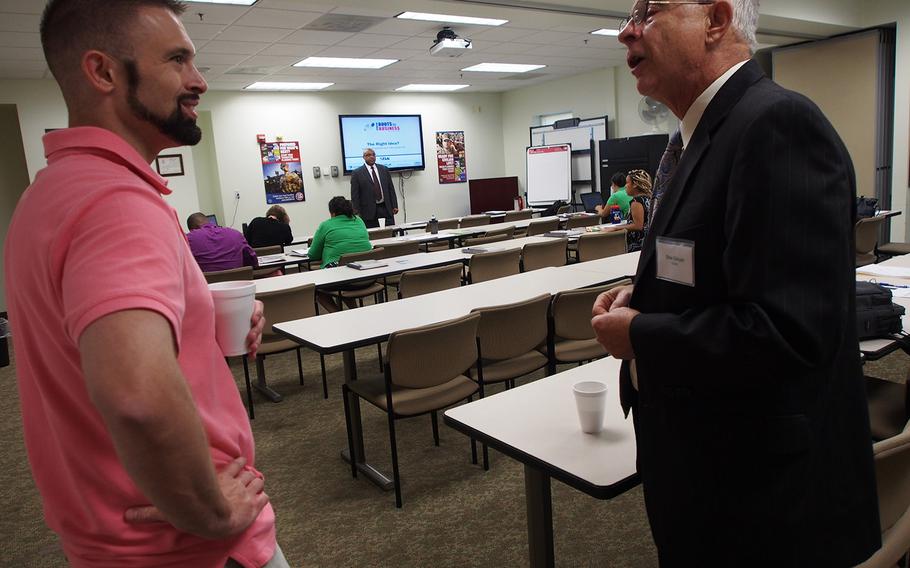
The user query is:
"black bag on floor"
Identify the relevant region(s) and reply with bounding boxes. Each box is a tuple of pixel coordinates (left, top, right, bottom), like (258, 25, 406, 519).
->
(856, 282, 905, 339)
(856, 196, 878, 219)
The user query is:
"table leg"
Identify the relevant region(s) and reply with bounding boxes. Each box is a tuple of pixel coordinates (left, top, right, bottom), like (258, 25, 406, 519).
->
(524, 464, 555, 568)
(340, 348, 394, 490)
(253, 355, 283, 402)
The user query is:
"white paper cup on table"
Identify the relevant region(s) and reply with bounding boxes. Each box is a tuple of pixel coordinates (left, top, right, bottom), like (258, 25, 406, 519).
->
(209, 281, 256, 357)
(573, 380, 608, 434)
(378, 218, 387, 228)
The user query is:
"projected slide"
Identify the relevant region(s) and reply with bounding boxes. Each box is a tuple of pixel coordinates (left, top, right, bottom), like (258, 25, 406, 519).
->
(339, 115, 426, 173)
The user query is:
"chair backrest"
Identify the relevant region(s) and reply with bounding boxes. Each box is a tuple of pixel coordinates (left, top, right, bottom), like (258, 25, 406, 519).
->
(376, 241, 421, 259)
(430, 217, 460, 231)
(577, 231, 628, 262)
(565, 215, 600, 230)
(856, 216, 886, 266)
(368, 227, 396, 240)
(551, 280, 631, 340)
(459, 214, 491, 228)
(468, 248, 521, 283)
(522, 238, 567, 272)
(855, 421, 910, 568)
(471, 294, 550, 361)
(503, 209, 533, 223)
(398, 263, 463, 299)
(339, 247, 384, 265)
(204, 266, 253, 284)
(526, 218, 559, 236)
(463, 233, 511, 247)
(484, 225, 515, 239)
(386, 312, 480, 389)
(253, 245, 281, 257)
(556, 205, 573, 215)
(256, 283, 317, 341)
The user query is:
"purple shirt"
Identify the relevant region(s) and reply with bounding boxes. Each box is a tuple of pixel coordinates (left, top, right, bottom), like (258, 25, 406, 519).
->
(186, 223, 258, 272)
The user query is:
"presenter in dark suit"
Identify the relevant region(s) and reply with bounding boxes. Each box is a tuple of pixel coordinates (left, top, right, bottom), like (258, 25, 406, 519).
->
(350, 147, 398, 228)
(592, 1, 880, 566)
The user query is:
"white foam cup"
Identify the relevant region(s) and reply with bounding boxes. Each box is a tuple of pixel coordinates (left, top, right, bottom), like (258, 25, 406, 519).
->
(378, 218, 387, 228)
(573, 380, 608, 434)
(209, 281, 256, 357)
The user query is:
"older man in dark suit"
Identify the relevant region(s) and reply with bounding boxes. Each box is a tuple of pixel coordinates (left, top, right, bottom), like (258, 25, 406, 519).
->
(592, 1, 880, 566)
(350, 147, 399, 228)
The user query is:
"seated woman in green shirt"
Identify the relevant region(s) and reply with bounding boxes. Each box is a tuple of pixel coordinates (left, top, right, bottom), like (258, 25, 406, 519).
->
(596, 171, 632, 220)
(309, 196, 373, 312)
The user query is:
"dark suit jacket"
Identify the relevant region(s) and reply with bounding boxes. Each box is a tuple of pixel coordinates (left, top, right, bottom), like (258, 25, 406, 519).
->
(622, 60, 880, 567)
(350, 163, 398, 221)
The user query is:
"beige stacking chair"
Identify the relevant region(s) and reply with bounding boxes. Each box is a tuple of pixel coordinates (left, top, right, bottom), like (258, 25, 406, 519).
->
(398, 263, 463, 299)
(459, 214, 491, 228)
(565, 215, 600, 230)
(368, 227, 396, 240)
(342, 313, 482, 508)
(521, 238, 567, 272)
(503, 209, 533, 223)
(526, 218, 559, 236)
(575, 230, 627, 262)
(467, 248, 521, 284)
(856, 215, 886, 267)
(203, 266, 253, 284)
(463, 234, 511, 247)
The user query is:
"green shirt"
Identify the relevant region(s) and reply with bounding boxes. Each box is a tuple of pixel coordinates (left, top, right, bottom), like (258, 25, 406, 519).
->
(605, 189, 632, 218)
(308, 215, 372, 268)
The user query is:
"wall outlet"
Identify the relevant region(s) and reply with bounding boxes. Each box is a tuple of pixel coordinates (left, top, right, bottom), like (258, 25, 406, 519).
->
(234, 191, 240, 200)
(313, 166, 321, 179)
(331, 166, 339, 177)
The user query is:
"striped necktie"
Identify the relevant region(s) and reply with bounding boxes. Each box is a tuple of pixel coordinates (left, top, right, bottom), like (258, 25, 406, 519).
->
(647, 130, 683, 232)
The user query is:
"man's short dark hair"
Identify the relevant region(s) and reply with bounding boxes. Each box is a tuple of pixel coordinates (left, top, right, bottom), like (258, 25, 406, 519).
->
(186, 212, 208, 231)
(611, 172, 627, 188)
(41, 0, 186, 85)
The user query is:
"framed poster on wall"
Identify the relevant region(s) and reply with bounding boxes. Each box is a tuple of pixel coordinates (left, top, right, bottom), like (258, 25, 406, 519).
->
(435, 130, 467, 184)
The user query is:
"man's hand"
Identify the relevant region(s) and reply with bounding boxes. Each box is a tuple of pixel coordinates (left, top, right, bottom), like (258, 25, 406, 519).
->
(124, 456, 269, 539)
(246, 300, 264, 358)
(592, 284, 634, 317)
(392, 208, 399, 215)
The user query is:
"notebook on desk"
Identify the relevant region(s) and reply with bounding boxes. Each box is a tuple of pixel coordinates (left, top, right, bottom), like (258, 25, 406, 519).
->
(348, 260, 388, 270)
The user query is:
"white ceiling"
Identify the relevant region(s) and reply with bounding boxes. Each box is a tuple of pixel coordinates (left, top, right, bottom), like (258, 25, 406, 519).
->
(0, 0, 860, 93)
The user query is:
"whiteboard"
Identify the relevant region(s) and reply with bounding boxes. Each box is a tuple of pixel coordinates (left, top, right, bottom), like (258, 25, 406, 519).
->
(531, 116, 607, 191)
(526, 144, 572, 205)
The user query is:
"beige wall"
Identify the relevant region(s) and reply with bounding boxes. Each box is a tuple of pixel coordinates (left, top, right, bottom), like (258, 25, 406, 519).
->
(0, 105, 32, 312)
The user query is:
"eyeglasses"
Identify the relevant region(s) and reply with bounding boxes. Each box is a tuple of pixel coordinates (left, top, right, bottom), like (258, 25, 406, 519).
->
(618, 1, 715, 33)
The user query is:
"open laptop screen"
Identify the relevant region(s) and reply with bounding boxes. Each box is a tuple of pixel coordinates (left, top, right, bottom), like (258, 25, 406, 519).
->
(205, 214, 219, 226)
(580, 192, 603, 213)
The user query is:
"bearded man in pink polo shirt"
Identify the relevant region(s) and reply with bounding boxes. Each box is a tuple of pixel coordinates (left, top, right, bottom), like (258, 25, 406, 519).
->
(4, 1, 286, 567)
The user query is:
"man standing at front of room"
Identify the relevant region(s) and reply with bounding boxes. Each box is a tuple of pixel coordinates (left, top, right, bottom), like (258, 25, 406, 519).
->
(350, 147, 399, 228)
(591, 1, 880, 566)
(5, 1, 287, 566)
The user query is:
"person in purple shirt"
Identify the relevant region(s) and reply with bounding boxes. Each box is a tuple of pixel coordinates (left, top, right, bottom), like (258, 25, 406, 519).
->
(186, 212, 257, 272)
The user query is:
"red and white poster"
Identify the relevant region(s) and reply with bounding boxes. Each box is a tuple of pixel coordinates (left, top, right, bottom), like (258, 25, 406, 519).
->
(435, 131, 467, 184)
(260, 141, 305, 204)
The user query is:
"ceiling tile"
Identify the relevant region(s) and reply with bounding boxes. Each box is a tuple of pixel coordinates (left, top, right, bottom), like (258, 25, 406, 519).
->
(180, 4, 249, 26)
(313, 45, 376, 58)
(0, 12, 39, 32)
(0, 31, 39, 48)
(240, 54, 302, 68)
(0, 46, 44, 61)
(363, 18, 439, 36)
(337, 33, 409, 48)
(233, 7, 323, 29)
(195, 52, 249, 66)
(0, 0, 44, 14)
(215, 25, 294, 43)
(387, 37, 432, 51)
(254, 0, 335, 11)
(260, 43, 324, 57)
(185, 23, 228, 41)
(282, 29, 354, 45)
(329, 6, 398, 18)
(201, 40, 270, 55)
(469, 27, 540, 42)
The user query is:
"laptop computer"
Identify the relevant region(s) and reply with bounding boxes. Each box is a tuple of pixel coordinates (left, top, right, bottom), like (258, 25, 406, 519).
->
(205, 214, 219, 226)
(580, 192, 603, 214)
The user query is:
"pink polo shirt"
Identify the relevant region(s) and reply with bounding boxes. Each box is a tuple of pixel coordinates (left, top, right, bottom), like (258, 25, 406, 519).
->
(4, 127, 275, 567)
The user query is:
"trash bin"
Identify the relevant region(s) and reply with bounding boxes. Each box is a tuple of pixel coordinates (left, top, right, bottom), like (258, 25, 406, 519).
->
(0, 318, 9, 368)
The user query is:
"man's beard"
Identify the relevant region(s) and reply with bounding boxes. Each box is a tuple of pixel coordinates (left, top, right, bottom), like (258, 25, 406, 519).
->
(124, 60, 202, 146)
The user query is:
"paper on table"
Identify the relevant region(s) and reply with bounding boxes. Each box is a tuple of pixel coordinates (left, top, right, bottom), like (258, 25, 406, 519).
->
(258, 254, 286, 265)
(891, 288, 910, 299)
(856, 265, 910, 278)
(288, 248, 309, 257)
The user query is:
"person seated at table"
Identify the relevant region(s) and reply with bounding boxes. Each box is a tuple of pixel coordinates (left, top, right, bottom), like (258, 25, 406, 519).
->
(601, 169, 652, 252)
(309, 196, 373, 312)
(246, 205, 294, 248)
(596, 171, 631, 219)
(186, 212, 258, 272)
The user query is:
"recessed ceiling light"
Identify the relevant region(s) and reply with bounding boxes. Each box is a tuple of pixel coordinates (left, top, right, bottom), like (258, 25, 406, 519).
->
(591, 28, 620, 37)
(396, 84, 470, 92)
(185, 0, 258, 5)
(294, 57, 398, 69)
(244, 82, 333, 91)
(461, 63, 545, 73)
(396, 11, 508, 26)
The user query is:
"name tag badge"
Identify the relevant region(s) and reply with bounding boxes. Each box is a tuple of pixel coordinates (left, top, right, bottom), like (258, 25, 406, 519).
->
(656, 237, 695, 287)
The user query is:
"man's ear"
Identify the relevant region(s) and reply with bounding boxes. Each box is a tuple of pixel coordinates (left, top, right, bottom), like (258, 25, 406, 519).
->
(705, 0, 734, 46)
(80, 50, 119, 95)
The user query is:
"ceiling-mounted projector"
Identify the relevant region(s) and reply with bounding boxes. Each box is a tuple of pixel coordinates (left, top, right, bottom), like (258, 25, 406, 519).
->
(430, 28, 472, 57)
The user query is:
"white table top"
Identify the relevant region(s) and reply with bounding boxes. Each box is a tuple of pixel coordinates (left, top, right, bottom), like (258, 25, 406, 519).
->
(274, 257, 637, 352)
(444, 357, 638, 496)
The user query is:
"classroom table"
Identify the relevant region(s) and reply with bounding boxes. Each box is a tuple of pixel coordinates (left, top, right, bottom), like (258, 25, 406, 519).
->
(856, 259, 910, 359)
(273, 253, 639, 490)
(444, 356, 639, 568)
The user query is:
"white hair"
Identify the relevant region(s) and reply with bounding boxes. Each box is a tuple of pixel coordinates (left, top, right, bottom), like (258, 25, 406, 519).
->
(730, 0, 760, 53)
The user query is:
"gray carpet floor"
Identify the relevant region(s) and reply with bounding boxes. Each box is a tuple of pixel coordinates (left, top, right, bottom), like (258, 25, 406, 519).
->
(2, 339, 904, 567)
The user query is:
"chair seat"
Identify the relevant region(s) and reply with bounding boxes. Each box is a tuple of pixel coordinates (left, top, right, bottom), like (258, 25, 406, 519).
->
(473, 351, 548, 383)
(544, 338, 606, 363)
(349, 374, 478, 416)
(257, 337, 300, 356)
(878, 242, 910, 256)
(339, 281, 385, 298)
